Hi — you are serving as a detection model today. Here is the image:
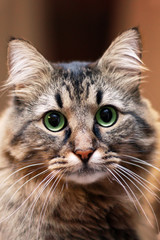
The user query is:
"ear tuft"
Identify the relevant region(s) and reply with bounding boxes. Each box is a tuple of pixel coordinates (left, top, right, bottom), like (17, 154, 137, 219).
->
(98, 28, 146, 74)
(6, 39, 53, 102)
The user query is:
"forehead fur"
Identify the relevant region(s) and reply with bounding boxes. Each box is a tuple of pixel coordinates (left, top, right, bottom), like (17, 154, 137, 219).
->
(6, 28, 146, 109)
(33, 63, 139, 119)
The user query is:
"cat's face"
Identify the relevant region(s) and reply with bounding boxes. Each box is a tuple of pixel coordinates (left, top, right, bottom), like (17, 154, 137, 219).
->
(5, 29, 156, 186)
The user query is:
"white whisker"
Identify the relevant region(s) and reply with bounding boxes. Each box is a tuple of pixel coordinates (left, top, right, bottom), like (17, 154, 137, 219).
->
(116, 167, 157, 229)
(0, 168, 49, 224)
(15, 171, 54, 239)
(36, 170, 65, 239)
(111, 168, 140, 214)
(119, 165, 160, 201)
(122, 155, 160, 172)
(26, 171, 59, 239)
(0, 166, 45, 203)
(118, 165, 160, 232)
(120, 159, 160, 185)
(107, 168, 138, 212)
(0, 163, 45, 188)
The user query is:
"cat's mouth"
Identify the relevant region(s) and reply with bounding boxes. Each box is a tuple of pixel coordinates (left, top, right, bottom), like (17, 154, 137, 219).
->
(65, 165, 108, 184)
(61, 150, 120, 184)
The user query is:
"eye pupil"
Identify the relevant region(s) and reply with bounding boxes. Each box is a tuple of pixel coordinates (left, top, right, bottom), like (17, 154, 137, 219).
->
(100, 108, 112, 123)
(48, 113, 60, 128)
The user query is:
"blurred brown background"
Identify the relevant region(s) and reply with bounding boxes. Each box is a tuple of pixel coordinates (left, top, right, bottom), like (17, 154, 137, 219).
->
(0, 0, 160, 112)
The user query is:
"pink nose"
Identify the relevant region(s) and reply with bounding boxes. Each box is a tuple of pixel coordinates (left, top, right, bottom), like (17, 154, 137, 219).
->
(75, 149, 94, 163)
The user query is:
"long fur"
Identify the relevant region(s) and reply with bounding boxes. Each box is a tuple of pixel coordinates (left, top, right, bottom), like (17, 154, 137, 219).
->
(0, 28, 160, 240)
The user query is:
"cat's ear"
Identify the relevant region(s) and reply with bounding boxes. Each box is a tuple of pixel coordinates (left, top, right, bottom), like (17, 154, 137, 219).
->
(98, 28, 145, 73)
(6, 38, 53, 102)
(97, 28, 146, 91)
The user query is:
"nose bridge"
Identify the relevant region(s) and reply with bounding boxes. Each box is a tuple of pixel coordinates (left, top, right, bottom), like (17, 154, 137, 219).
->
(74, 129, 93, 151)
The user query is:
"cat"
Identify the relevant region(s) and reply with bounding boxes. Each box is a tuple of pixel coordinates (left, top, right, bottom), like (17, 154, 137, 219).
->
(0, 28, 159, 240)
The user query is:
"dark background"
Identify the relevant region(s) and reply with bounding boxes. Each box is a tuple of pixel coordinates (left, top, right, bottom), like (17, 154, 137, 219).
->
(1, 0, 160, 112)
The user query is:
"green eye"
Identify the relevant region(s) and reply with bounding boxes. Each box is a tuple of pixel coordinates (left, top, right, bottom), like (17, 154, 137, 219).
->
(95, 106, 118, 127)
(43, 111, 66, 132)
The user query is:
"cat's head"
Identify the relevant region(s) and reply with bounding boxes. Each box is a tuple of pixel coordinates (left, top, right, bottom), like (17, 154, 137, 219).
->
(4, 28, 157, 186)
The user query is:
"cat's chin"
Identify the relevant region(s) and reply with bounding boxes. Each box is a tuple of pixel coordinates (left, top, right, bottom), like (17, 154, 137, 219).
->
(66, 171, 107, 184)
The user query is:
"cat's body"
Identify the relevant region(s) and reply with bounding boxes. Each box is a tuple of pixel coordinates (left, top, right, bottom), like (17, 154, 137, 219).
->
(0, 29, 159, 240)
